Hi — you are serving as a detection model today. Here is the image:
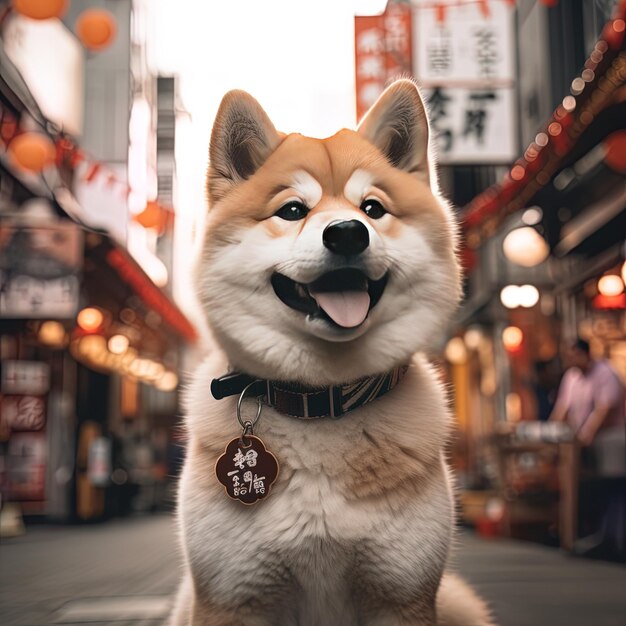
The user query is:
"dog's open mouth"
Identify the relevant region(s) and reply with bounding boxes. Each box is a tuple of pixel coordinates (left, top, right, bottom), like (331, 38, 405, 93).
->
(271, 268, 388, 329)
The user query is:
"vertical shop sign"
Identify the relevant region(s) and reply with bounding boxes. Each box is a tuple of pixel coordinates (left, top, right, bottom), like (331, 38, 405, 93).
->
(414, 2, 517, 163)
(355, 3, 413, 121)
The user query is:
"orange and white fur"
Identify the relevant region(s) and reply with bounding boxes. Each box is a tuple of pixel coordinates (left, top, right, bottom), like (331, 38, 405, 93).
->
(171, 80, 494, 626)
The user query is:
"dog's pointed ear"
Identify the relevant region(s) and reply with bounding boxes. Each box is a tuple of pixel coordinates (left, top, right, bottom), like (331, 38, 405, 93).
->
(358, 80, 430, 183)
(208, 90, 281, 203)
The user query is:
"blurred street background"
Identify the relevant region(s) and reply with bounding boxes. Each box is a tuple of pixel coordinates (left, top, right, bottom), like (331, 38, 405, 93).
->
(1, 1, 625, 625)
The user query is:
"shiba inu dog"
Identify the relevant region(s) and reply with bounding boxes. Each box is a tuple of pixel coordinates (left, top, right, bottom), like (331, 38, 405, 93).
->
(170, 79, 494, 625)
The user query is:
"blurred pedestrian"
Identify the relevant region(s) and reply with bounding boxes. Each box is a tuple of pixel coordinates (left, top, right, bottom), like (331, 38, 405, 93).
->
(549, 339, 625, 446)
(550, 338, 626, 559)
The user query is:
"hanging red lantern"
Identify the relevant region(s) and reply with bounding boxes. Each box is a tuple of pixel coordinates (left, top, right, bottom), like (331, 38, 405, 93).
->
(75, 9, 117, 52)
(12, 0, 66, 20)
(8, 132, 56, 172)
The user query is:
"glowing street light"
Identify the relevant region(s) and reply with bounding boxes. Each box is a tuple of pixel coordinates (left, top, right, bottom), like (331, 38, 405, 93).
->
(518, 284, 540, 308)
(502, 227, 549, 267)
(598, 274, 624, 297)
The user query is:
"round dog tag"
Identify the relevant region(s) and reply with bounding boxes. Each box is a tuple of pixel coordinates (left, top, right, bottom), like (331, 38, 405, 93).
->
(215, 435, 279, 505)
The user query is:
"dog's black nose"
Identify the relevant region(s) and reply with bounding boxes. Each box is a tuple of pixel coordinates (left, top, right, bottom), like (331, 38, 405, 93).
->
(323, 220, 370, 256)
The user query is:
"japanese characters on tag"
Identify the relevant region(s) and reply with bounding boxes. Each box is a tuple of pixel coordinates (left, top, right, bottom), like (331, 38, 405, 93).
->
(215, 436, 279, 505)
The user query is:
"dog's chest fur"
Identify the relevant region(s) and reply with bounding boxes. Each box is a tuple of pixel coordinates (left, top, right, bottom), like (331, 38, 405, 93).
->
(179, 352, 454, 624)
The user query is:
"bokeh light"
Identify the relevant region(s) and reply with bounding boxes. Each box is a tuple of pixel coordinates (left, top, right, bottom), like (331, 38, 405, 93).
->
(502, 227, 549, 267)
(502, 326, 523, 351)
(597, 274, 624, 297)
(77, 307, 104, 332)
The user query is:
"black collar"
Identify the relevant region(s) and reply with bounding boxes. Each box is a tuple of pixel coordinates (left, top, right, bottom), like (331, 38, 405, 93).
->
(211, 366, 409, 420)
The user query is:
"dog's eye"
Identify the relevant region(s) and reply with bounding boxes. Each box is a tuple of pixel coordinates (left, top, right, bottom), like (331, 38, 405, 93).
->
(360, 199, 386, 219)
(274, 201, 310, 221)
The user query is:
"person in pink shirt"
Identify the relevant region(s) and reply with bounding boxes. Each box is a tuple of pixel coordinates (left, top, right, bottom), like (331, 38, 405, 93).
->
(550, 338, 625, 446)
(550, 338, 626, 559)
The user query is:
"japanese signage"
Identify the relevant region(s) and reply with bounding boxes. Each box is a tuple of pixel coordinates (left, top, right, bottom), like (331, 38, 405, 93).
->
(7, 432, 47, 501)
(0, 222, 82, 319)
(355, 3, 413, 121)
(415, 5, 515, 84)
(1, 361, 50, 395)
(216, 436, 279, 505)
(424, 86, 517, 164)
(414, 2, 517, 164)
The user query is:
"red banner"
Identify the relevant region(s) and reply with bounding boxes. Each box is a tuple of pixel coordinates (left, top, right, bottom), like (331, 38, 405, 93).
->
(355, 4, 413, 121)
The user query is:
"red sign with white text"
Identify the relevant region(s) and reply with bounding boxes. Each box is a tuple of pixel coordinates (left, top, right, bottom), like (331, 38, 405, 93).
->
(355, 4, 413, 121)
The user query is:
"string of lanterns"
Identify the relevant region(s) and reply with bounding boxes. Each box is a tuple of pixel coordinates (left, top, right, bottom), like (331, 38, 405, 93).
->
(4, 1, 173, 233)
(3, 1, 121, 181)
(1, 103, 131, 200)
(1, 114, 174, 233)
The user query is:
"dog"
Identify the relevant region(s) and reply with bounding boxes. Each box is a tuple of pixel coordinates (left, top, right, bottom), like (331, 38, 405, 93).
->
(170, 79, 494, 626)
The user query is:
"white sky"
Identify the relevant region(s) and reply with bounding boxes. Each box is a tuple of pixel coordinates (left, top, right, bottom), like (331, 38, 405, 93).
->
(146, 0, 387, 311)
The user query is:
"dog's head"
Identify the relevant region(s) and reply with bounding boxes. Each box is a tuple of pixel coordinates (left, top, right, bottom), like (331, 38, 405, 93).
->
(197, 80, 461, 385)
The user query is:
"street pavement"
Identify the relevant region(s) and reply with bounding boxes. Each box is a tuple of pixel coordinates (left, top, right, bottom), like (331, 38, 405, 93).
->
(1, 513, 624, 626)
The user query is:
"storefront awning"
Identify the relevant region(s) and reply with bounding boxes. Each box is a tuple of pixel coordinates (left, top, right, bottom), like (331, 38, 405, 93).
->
(105, 243, 197, 344)
(84, 233, 197, 344)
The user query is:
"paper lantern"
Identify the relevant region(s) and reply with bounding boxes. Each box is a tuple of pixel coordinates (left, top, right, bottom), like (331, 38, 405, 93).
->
(598, 275, 624, 297)
(8, 132, 56, 172)
(502, 227, 549, 267)
(12, 0, 66, 20)
(75, 9, 117, 51)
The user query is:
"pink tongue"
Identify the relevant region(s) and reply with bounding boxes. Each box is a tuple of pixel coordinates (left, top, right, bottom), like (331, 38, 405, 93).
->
(310, 290, 371, 328)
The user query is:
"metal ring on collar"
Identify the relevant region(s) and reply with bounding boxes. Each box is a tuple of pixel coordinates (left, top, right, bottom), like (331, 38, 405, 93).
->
(236, 380, 263, 430)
